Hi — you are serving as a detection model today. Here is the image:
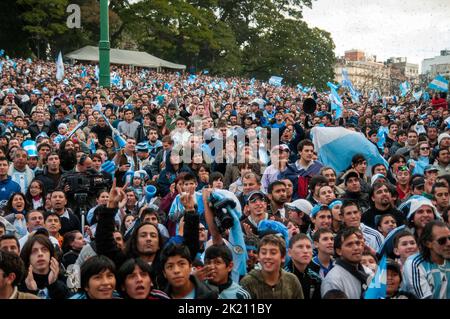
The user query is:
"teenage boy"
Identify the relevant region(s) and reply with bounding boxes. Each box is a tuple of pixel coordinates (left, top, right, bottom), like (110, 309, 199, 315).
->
(285, 233, 322, 299)
(161, 243, 218, 299)
(204, 245, 251, 299)
(312, 228, 335, 278)
(240, 234, 304, 299)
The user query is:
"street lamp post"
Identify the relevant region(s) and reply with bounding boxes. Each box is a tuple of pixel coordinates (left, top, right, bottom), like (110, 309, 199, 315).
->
(99, 0, 110, 88)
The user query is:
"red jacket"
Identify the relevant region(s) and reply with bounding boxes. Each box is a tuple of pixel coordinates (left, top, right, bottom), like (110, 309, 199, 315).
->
(431, 97, 447, 110)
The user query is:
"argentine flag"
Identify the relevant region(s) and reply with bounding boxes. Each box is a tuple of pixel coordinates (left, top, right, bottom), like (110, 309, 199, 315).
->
(311, 126, 388, 173)
(269, 76, 283, 87)
(428, 75, 449, 92)
(413, 90, 423, 102)
(56, 51, 64, 81)
(364, 255, 387, 299)
(399, 81, 411, 97)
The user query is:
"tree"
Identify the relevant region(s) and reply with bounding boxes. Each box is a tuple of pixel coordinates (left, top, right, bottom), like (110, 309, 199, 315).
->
(17, 0, 69, 59)
(0, 0, 31, 57)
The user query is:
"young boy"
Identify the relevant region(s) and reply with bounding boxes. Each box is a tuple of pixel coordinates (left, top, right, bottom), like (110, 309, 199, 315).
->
(161, 243, 218, 299)
(393, 230, 418, 268)
(240, 234, 304, 299)
(204, 244, 250, 299)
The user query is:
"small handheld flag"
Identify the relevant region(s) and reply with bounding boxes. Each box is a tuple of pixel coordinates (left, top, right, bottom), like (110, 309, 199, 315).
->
(364, 255, 387, 299)
(268, 76, 283, 87)
(56, 51, 64, 81)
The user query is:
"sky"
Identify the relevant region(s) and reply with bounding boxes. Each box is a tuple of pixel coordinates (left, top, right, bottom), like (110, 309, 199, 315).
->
(302, 0, 450, 70)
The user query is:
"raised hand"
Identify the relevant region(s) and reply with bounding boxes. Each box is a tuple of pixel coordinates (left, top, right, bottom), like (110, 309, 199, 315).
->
(48, 257, 60, 285)
(25, 265, 38, 291)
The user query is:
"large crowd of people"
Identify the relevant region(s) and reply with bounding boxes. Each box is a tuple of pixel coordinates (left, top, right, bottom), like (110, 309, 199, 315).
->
(0, 54, 449, 300)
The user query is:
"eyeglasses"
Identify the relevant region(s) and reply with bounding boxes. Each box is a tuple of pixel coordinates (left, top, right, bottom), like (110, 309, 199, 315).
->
(435, 236, 450, 245)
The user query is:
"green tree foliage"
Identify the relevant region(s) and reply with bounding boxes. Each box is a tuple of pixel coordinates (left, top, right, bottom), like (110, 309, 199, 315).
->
(17, 0, 69, 59)
(1, 0, 336, 87)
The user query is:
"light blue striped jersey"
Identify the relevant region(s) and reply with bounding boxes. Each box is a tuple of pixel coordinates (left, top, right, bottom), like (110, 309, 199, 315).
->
(402, 253, 450, 299)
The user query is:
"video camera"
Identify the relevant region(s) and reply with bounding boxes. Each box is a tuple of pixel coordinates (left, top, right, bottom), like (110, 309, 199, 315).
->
(208, 192, 236, 234)
(65, 169, 109, 195)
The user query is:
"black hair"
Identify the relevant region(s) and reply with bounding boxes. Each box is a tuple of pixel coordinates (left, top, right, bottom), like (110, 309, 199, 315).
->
(334, 227, 363, 252)
(125, 222, 164, 259)
(268, 180, 286, 194)
(297, 139, 314, 153)
(419, 220, 449, 262)
(323, 289, 348, 299)
(209, 172, 224, 185)
(0, 250, 25, 286)
(4, 192, 31, 215)
(312, 227, 334, 243)
(340, 199, 361, 215)
(44, 211, 61, 223)
(20, 234, 55, 268)
(61, 230, 82, 254)
(160, 243, 192, 269)
(116, 258, 152, 298)
(0, 234, 20, 248)
(80, 255, 116, 290)
(432, 182, 449, 196)
(204, 244, 233, 266)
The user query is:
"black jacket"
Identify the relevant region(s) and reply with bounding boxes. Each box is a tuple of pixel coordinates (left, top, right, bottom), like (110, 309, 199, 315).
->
(164, 275, 218, 299)
(284, 260, 322, 299)
(19, 271, 71, 299)
(28, 122, 51, 140)
(34, 166, 62, 193)
(362, 206, 406, 229)
(91, 125, 112, 146)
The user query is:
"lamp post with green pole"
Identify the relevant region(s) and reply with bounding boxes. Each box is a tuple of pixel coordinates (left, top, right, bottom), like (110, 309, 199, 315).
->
(99, 0, 110, 88)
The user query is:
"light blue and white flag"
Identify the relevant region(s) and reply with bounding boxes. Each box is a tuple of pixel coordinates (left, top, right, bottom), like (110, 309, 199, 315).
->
(94, 101, 102, 112)
(164, 82, 172, 91)
(0, 62, 3, 74)
(327, 81, 340, 91)
(202, 70, 209, 75)
(188, 74, 197, 84)
(423, 91, 430, 102)
(377, 125, 388, 149)
(56, 51, 64, 81)
(311, 126, 388, 173)
(399, 81, 411, 97)
(94, 65, 99, 80)
(341, 68, 352, 88)
(364, 255, 387, 299)
(428, 75, 449, 92)
(0, 49, 4, 57)
(22, 140, 38, 157)
(413, 90, 423, 102)
(125, 80, 133, 89)
(269, 76, 283, 87)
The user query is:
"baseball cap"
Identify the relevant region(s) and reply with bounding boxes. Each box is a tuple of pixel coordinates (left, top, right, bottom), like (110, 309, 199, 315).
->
(371, 173, 387, 186)
(284, 199, 313, 216)
(424, 165, 439, 173)
(410, 176, 425, 189)
(343, 170, 359, 184)
(58, 123, 68, 130)
(271, 144, 290, 153)
(310, 204, 331, 218)
(246, 190, 267, 204)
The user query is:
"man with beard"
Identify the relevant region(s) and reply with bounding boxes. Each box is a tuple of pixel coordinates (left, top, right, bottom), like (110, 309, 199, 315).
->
(362, 182, 405, 229)
(34, 152, 62, 192)
(58, 140, 77, 172)
(268, 181, 288, 221)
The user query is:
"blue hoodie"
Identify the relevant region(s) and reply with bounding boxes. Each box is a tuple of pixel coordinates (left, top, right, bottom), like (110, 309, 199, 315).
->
(0, 177, 21, 204)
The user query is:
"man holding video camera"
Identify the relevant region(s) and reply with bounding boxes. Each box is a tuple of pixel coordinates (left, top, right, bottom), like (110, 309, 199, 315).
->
(57, 153, 109, 214)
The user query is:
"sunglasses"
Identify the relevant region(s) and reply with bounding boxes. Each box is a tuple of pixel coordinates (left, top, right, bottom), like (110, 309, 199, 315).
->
(435, 236, 450, 246)
(249, 196, 267, 204)
(420, 147, 430, 151)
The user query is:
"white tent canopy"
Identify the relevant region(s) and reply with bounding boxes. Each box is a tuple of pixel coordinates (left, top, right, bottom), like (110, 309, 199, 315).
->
(66, 45, 186, 70)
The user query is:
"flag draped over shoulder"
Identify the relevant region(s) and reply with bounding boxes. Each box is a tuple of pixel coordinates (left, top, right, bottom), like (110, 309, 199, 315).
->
(311, 126, 388, 173)
(56, 51, 64, 81)
(428, 75, 449, 92)
(364, 255, 387, 299)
